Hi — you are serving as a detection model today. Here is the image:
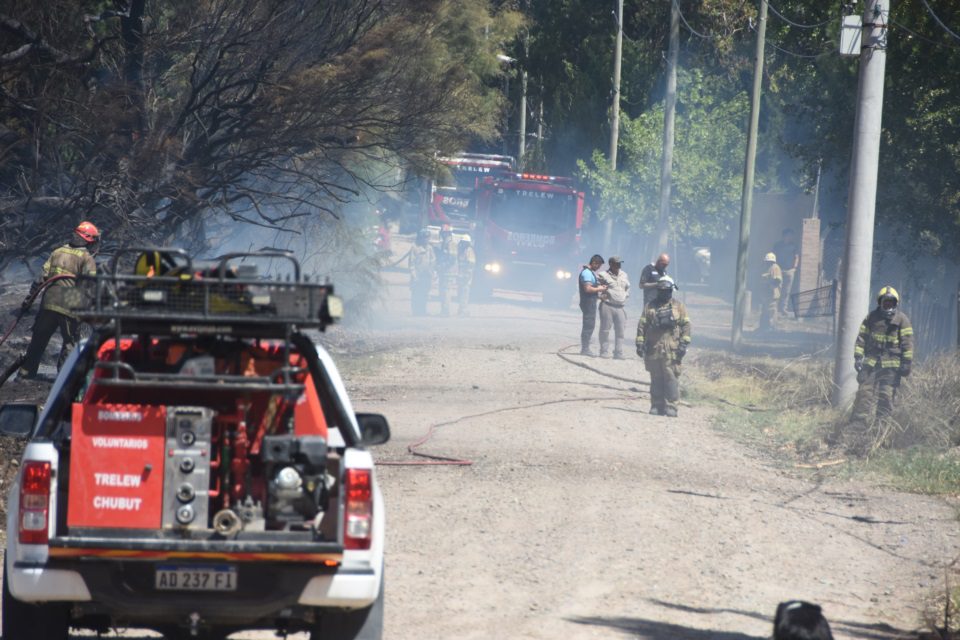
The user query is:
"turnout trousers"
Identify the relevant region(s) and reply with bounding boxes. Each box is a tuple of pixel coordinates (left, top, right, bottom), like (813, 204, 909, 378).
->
(759, 300, 778, 332)
(647, 358, 681, 414)
(21, 308, 80, 376)
(458, 273, 473, 316)
(437, 269, 455, 316)
(851, 367, 899, 424)
(598, 302, 627, 357)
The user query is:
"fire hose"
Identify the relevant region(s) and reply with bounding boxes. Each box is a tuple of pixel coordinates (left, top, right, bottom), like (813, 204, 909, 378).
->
(0, 274, 77, 386)
(376, 393, 636, 468)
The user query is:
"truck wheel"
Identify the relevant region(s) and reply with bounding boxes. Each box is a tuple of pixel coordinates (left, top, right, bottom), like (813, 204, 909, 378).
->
(2, 569, 70, 640)
(312, 570, 384, 640)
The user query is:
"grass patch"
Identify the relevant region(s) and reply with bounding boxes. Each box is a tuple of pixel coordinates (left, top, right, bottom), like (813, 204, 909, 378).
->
(862, 447, 960, 494)
(687, 349, 960, 495)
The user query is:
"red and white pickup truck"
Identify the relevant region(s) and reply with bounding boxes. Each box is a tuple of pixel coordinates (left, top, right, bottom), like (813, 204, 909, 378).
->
(1, 250, 389, 639)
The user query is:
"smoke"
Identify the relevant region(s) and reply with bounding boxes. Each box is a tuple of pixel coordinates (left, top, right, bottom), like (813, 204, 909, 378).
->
(192, 198, 388, 323)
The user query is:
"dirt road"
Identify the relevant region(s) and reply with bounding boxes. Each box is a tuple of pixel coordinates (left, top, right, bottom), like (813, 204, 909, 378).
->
(2, 265, 957, 640)
(328, 269, 957, 640)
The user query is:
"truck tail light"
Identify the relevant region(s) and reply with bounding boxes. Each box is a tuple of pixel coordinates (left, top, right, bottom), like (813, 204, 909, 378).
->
(344, 468, 372, 550)
(19, 460, 51, 545)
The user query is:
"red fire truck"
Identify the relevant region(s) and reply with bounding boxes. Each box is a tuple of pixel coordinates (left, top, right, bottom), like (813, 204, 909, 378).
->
(424, 153, 515, 229)
(472, 172, 585, 306)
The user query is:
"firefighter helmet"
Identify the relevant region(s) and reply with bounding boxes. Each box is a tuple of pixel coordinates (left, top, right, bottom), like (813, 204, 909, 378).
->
(878, 285, 899, 318)
(877, 285, 899, 306)
(75, 221, 100, 243)
(656, 275, 676, 290)
(764, 252, 777, 263)
(135, 251, 179, 277)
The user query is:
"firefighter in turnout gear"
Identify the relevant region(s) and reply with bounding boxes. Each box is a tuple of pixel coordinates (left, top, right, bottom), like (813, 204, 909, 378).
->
(437, 224, 458, 316)
(636, 275, 691, 417)
(409, 228, 436, 316)
(457, 236, 476, 316)
(849, 286, 913, 429)
(18, 221, 100, 379)
(758, 252, 783, 332)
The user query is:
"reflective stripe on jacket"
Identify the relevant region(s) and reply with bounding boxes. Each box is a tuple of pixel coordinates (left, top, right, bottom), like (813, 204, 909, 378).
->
(39, 245, 97, 317)
(854, 308, 914, 369)
(636, 298, 691, 360)
(760, 263, 783, 301)
(409, 245, 435, 283)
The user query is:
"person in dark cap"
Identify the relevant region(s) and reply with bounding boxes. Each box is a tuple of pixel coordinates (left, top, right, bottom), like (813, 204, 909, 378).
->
(597, 256, 630, 359)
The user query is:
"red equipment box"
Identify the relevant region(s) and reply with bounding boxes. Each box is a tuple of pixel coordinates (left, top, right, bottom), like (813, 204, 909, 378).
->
(67, 403, 167, 529)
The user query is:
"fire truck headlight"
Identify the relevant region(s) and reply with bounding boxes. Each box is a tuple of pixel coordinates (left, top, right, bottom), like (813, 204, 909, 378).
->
(484, 262, 501, 274)
(555, 270, 572, 280)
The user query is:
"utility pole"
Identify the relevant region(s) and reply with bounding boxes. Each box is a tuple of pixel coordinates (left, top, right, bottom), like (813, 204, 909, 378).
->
(832, 0, 891, 407)
(537, 99, 544, 143)
(731, 0, 768, 349)
(655, 0, 680, 255)
(518, 69, 528, 170)
(811, 159, 822, 218)
(603, 0, 624, 254)
(502, 72, 511, 156)
(518, 23, 530, 171)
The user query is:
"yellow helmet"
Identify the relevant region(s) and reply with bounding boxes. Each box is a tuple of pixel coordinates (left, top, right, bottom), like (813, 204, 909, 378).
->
(134, 251, 178, 277)
(764, 252, 777, 263)
(877, 285, 899, 305)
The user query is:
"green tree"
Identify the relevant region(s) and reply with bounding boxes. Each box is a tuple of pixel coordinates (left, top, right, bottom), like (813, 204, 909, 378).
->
(760, 0, 960, 260)
(578, 69, 749, 240)
(520, 0, 754, 176)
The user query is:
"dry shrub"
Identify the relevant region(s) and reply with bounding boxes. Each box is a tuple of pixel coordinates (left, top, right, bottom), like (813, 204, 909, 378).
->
(693, 351, 834, 411)
(885, 354, 960, 449)
(695, 351, 960, 459)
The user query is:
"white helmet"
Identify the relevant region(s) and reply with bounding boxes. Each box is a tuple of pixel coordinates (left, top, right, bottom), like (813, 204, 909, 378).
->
(657, 275, 676, 290)
(764, 252, 777, 263)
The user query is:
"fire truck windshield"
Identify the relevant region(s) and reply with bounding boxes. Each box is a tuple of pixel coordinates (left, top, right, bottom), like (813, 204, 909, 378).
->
(438, 164, 507, 190)
(489, 189, 577, 235)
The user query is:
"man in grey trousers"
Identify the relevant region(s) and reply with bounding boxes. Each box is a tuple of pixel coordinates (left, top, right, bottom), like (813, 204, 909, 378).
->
(597, 256, 630, 359)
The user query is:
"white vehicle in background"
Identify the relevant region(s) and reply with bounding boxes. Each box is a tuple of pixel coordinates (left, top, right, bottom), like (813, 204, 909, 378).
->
(1, 249, 388, 640)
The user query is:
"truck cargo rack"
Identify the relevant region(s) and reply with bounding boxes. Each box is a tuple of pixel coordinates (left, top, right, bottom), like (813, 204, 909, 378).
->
(69, 248, 341, 331)
(90, 361, 307, 394)
(66, 248, 340, 392)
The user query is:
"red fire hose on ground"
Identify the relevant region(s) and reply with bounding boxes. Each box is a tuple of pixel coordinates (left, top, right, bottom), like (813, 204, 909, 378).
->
(0, 274, 78, 387)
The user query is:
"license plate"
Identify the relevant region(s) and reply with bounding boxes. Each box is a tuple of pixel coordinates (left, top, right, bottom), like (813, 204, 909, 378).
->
(155, 565, 237, 592)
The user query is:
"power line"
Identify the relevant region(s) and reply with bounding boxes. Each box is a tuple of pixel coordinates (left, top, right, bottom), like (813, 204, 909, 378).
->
(748, 21, 831, 59)
(767, 3, 832, 29)
(890, 17, 960, 48)
(766, 39, 830, 59)
(918, 0, 960, 42)
(673, 0, 722, 40)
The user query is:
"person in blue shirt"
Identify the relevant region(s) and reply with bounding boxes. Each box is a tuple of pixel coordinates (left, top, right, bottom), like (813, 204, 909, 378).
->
(578, 254, 607, 356)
